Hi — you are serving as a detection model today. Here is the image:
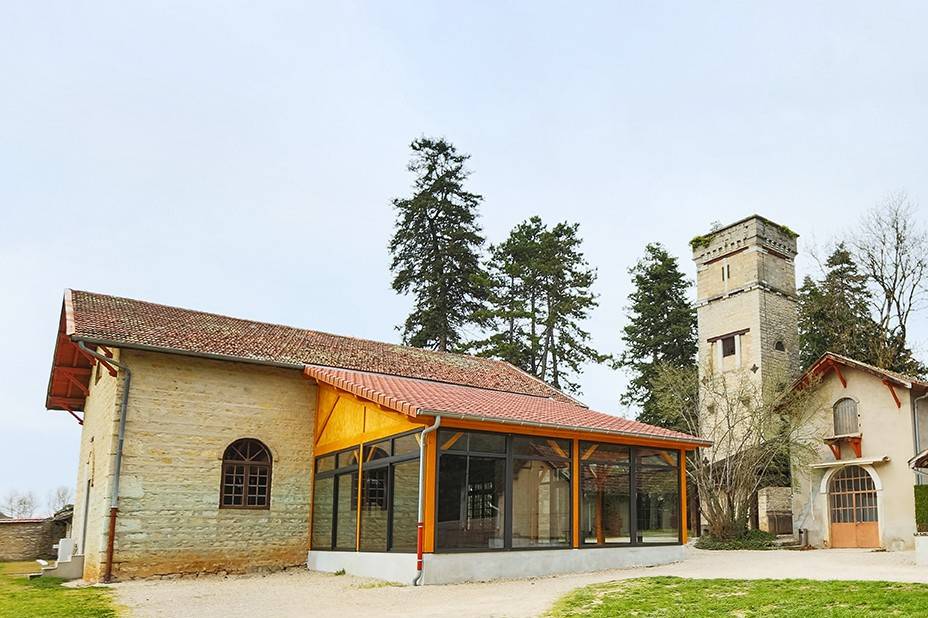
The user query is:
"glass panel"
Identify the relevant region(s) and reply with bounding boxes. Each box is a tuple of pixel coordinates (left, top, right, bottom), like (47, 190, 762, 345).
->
(337, 449, 359, 469)
(391, 459, 420, 552)
(393, 433, 421, 457)
(316, 454, 336, 474)
(511, 459, 570, 547)
(439, 430, 467, 452)
(580, 442, 629, 465)
(468, 432, 506, 454)
(512, 436, 570, 459)
(246, 464, 269, 506)
(638, 448, 679, 468)
(222, 463, 245, 506)
(636, 457, 679, 543)
(581, 462, 630, 544)
(363, 440, 391, 463)
(359, 467, 389, 551)
(312, 477, 334, 550)
(335, 473, 357, 550)
(437, 455, 506, 550)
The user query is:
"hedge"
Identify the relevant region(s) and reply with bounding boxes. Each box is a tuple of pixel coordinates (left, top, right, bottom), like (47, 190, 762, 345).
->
(916, 485, 928, 533)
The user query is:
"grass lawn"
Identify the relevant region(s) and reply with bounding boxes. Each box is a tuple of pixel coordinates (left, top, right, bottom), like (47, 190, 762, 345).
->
(0, 561, 118, 618)
(548, 576, 928, 617)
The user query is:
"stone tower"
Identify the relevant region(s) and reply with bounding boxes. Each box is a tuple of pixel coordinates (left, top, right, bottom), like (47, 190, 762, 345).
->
(692, 215, 800, 400)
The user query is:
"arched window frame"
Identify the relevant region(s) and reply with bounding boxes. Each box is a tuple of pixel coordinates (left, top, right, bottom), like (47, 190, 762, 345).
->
(833, 398, 859, 436)
(220, 438, 272, 510)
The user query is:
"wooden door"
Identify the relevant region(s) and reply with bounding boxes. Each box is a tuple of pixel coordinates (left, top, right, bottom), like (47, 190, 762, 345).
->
(829, 466, 879, 548)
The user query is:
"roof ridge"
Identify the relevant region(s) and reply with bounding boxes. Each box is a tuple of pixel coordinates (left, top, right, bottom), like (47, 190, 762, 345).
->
(71, 288, 573, 371)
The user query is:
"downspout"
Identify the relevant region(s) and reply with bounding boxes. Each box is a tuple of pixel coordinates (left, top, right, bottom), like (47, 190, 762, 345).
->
(78, 341, 131, 583)
(412, 415, 441, 586)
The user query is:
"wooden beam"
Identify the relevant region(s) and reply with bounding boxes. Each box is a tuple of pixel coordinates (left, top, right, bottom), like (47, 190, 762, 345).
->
(313, 395, 339, 446)
(48, 396, 85, 409)
(882, 379, 902, 408)
(827, 442, 841, 460)
(62, 372, 89, 396)
(832, 363, 847, 388)
(572, 438, 580, 548)
(680, 449, 688, 544)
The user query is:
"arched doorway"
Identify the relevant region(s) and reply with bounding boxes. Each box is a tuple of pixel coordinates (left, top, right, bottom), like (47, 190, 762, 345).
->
(828, 465, 879, 548)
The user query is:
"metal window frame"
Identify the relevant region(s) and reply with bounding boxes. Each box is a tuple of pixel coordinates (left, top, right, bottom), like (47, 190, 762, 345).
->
(577, 442, 682, 549)
(312, 430, 422, 554)
(434, 428, 574, 553)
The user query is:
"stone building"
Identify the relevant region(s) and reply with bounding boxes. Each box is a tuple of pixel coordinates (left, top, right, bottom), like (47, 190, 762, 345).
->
(790, 353, 927, 549)
(45, 290, 707, 583)
(692, 214, 927, 548)
(691, 215, 800, 530)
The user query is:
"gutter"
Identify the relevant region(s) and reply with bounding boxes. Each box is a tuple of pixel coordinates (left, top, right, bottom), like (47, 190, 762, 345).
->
(412, 415, 441, 586)
(77, 341, 131, 584)
(415, 409, 712, 448)
(74, 335, 303, 372)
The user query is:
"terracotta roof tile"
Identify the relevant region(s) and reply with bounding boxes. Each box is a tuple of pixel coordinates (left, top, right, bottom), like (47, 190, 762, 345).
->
(305, 365, 709, 445)
(64, 290, 579, 403)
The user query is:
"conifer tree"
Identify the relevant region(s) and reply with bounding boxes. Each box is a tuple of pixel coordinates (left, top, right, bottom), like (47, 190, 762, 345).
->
(798, 243, 880, 369)
(618, 243, 696, 430)
(473, 217, 607, 393)
(389, 137, 489, 352)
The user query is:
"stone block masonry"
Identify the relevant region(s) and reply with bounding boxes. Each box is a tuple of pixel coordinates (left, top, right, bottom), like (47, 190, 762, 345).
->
(74, 349, 317, 580)
(0, 519, 67, 561)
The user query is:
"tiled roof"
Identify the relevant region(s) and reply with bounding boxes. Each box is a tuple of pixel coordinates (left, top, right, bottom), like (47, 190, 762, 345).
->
(806, 352, 928, 389)
(62, 290, 578, 403)
(305, 365, 709, 445)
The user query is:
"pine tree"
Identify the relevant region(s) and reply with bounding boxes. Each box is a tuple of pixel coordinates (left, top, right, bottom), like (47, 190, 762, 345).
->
(798, 243, 923, 375)
(472, 217, 607, 393)
(618, 243, 697, 430)
(798, 244, 881, 369)
(389, 137, 489, 352)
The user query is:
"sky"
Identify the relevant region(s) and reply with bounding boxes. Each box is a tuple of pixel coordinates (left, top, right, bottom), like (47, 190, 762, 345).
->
(2, 2, 927, 510)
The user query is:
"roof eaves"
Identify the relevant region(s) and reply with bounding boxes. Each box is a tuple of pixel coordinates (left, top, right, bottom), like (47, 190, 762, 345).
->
(416, 409, 712, 447)
(303, 365, 420, 416)
(71, 334, 305, 371)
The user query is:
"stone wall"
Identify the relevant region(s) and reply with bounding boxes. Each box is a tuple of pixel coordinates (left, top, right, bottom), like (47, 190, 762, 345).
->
(71, 349, 122, 581)
(105, 350, 317, 580)
(0, 519, 67, 561)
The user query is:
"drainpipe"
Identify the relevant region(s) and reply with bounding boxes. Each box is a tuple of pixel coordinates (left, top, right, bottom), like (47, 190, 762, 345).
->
(412, 415, 441, 586)
(78, 341, 131, 584)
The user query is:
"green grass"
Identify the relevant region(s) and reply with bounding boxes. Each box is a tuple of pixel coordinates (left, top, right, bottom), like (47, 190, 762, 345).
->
(0, 561, 118, 618)
(548, 577, 928, 617)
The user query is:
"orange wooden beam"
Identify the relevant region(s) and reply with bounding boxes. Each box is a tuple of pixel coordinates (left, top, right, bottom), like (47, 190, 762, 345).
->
(572, 438, 580, 548)
(832, 363, 847, 388)
(882, 379, 902, 408)
(679, 449, 688, 544)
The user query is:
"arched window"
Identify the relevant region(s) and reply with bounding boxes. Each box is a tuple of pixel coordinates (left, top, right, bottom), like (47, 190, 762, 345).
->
(833, 398, 858, 436)
(220, 439, 272, 509)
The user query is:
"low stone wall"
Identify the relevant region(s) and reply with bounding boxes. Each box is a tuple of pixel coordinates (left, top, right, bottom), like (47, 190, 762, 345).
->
(0, 519, 67, 561)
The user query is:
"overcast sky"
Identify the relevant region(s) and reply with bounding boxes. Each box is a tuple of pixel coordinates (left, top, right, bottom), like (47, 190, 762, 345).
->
(2, 2, 927, 509)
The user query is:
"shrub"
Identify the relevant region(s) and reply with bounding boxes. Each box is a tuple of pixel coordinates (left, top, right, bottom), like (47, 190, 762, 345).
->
(695, 529, 777, 550)
(916, 485, 928, 533)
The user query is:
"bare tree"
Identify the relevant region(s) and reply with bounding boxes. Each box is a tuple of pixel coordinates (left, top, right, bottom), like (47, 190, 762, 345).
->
(1, 490, 39, 519)
(851, 193, 928, 373)
(46, 486, 73, 514)
(652, 364, 825, 540)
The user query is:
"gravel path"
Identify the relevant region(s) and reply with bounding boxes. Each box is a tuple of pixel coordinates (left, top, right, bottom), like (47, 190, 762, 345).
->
(113, 547, 928, 618)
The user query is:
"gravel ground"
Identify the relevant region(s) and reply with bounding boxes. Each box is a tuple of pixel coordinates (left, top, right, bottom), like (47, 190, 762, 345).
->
(113, 547, 928, 618)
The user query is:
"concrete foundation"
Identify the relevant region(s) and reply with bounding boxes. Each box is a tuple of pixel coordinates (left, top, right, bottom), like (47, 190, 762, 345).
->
(308, 545, 684, 585)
